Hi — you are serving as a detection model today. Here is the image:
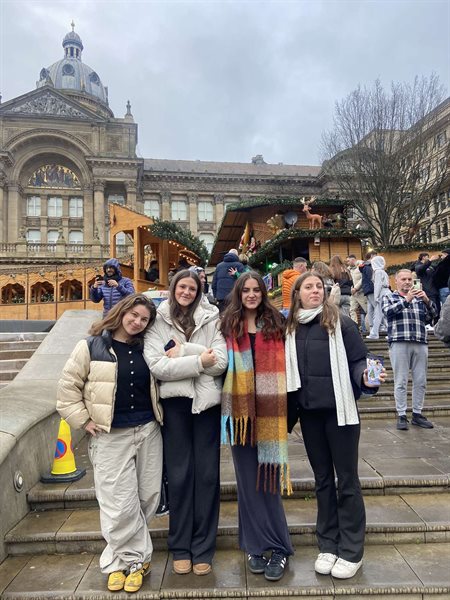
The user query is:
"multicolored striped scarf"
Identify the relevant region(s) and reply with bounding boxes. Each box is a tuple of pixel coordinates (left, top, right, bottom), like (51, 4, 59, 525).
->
(221, 329, 292, 495)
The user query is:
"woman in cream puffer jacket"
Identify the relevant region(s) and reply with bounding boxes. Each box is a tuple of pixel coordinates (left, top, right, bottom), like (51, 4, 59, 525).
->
(57, 294, 163, 593)
(144, 269, 227, 577)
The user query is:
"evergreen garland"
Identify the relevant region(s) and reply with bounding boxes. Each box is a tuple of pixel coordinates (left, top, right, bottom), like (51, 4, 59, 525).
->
(225, 196, 353, 212)
(149, 219, 209, 265)
(248, 227, 372, 268)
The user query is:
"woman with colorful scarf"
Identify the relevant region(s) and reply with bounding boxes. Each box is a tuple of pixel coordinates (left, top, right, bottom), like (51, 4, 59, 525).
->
(220, 271, 293, 582)
(285, 272, 385, 580)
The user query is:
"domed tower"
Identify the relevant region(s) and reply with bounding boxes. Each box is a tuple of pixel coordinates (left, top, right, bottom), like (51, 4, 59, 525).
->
(36, 22, 113, 118)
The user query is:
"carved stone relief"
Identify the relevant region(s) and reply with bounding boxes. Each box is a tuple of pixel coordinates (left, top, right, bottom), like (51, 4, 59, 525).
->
(8, 91, 90, 119)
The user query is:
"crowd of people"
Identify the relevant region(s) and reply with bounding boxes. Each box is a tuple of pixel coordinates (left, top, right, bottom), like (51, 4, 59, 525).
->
(55, 246, 450, 593)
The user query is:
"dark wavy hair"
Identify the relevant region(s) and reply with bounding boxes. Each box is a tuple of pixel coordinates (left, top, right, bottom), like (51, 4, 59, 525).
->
(169, 269, 202, 340)
(220, 271, 284, 340)
(89, 293, 156, 345)
(285, 272, 339, 335)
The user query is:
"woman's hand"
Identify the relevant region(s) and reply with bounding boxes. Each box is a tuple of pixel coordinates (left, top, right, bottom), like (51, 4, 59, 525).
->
(166, 340, 181, 358)
(363, 367, 387, 388)
(85, 420, 102, 436)
(200, 348, 217, 368)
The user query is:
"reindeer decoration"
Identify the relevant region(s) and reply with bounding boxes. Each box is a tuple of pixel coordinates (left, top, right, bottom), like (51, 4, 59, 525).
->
(301, 197, 322, 229)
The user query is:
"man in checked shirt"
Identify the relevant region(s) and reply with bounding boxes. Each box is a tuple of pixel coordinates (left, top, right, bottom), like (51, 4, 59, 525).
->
(382, 269, 438, 431)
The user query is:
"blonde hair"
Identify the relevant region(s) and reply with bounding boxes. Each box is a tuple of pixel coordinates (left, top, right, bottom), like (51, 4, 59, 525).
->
(285, 272, 339, 335)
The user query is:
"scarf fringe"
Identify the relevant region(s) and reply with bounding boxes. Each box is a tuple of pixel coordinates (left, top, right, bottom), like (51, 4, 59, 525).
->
(256, 462, 293, 496)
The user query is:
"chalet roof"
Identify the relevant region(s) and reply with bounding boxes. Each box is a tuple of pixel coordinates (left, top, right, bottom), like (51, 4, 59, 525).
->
(143, 158, 322, 178)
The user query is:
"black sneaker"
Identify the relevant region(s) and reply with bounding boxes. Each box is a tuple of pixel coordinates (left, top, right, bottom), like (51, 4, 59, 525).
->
(411, 413, 434, 429)
(396, 415, 409, 430)
(155, 501, 169, 517)
(247, 554, 267, 574)
(264, 551, 288, 581)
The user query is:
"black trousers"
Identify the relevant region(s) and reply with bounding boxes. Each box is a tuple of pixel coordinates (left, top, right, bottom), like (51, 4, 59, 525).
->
(298, 408, 366, 562)
(162, 397, 221, 564)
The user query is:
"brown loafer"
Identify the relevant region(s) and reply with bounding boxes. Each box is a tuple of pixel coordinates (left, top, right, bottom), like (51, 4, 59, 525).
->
(173, 559, 192, 574)
(193, 563, 212, 576)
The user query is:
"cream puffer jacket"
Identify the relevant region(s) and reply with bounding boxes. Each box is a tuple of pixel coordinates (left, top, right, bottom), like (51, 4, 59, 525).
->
(57, 332, 163, 432)
(144, 300, 227, 413)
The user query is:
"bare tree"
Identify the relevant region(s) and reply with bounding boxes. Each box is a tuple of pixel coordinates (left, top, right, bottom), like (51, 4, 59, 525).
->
(321, 76, 449, 247)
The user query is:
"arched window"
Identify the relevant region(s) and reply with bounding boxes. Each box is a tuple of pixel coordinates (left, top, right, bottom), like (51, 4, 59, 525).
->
(30, 281, 54, 303)
(1, 283, 25, 304)
(60, 279, 83, 301)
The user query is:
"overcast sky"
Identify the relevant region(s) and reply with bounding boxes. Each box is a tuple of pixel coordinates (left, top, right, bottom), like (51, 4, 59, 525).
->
(0, 0, 449, 166)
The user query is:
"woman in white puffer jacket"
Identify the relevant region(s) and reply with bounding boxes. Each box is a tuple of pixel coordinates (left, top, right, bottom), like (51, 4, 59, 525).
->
(144, 269, 227, 577)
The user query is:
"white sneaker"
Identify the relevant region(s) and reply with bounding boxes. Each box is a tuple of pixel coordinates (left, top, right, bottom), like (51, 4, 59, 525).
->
(426, 324, 434, 331)
(331, 557, 363, 579)
(314, 553, 338, 575)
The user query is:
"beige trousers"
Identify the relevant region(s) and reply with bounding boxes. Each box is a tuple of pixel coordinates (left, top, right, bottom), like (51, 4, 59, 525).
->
(350, 292, 368, 328)
(88, 420, 163, 573)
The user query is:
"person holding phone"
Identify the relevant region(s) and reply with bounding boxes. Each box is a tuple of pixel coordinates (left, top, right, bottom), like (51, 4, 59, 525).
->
(144, 270, 227, 576)
(220, 271, 293, 582)
(90, 258, 135, 316)
(57, 294, 162, 594)
(382, 269, 437, 431)
(285, 272, 385, 579)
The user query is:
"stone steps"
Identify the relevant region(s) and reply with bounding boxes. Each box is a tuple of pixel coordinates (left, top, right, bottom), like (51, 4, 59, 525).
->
(1, 545, 450, 599)
(5, 492, 450, 556)
(0, 333, 47, 388)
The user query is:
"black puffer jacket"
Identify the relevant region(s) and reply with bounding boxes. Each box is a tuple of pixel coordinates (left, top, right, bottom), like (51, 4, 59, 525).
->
(287, 315, 371, 432)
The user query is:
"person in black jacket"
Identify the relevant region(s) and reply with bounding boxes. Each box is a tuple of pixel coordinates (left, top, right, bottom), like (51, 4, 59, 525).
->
(414, 252, 440, 319)
(285, 272, 385, 580)
(359, 251, 377, 328)
(431, 249, 450, 307)
(211, 249, 245, 311)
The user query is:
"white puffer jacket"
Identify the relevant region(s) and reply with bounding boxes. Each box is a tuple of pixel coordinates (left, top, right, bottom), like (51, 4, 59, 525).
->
(144, 300, 227, 413)
(57, 335, 163, 432)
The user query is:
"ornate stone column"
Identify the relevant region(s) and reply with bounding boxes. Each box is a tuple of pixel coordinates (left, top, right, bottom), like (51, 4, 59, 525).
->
(161, 191, 171, 221)
(83, 185, 94, 243)
(125, 181, 137, 210)
(214, 194, 225, 227)
(93, 179, 106, 244)
(188, 193, 198, 235)
(0, 175, 6, 242)
(7, 183, 22, 243)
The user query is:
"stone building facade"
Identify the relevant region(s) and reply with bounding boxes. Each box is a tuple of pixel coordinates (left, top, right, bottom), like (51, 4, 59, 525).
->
(0, 25, 448, 267)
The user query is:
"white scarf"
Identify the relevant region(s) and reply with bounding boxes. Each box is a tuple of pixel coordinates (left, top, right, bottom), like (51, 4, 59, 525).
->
(285, 306, 359, 426)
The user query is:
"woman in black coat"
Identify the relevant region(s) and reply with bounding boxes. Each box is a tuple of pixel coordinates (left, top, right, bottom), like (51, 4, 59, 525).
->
(285, 272, 385, 579)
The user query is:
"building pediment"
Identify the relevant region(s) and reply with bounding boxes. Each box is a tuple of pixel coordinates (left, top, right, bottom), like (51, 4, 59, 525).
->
(0, 86, 106, 122)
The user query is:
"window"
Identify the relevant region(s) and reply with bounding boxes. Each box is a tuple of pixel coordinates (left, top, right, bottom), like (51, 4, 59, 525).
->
(198, 202, 214, 222)
(436, 223, 441, 238)
(144, 200, 160, 218)
(48, 196, 63, 217)
(116, 232, 126, 246)
(27, 229, 41, 243)
(108, 194, 125, 205)
(47, 230, 59, 244)
(171, 201, 187, 221)
(69, 197, 83, 217)
(27, 196, 41, 217)
(68, 230, 83, 244)
(436, 131, 447, 148)
(418, 166, 430, 182)
(199, 233, 215, 254)
(443, 221, 449, 238)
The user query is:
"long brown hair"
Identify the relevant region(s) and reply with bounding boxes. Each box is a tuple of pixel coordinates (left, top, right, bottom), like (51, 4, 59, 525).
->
(285, 272, 339, 335)
(329, 254, 351, 281)
(169, 269, 202, 340)
(89, 293, 156, 344)
(220, 271, 284, 340)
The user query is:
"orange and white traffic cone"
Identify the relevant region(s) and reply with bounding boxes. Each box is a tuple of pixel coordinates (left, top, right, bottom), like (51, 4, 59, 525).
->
(41, 419, 86, 483)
